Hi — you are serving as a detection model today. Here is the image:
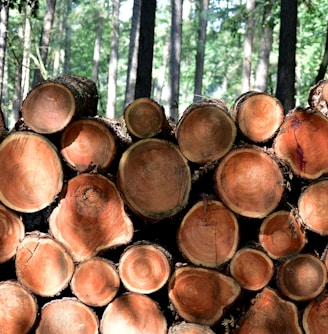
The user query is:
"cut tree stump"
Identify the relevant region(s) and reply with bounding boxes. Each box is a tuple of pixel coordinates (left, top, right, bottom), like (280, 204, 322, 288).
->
(168, 266, 240, 326)
(175, 99, 236, 164)
(177, 200, 239, 268)
(168, 321, 215, 334)
(49, 173, 134, 262)
(22, 74, 98, 134)
(231, 91, 284, 143)
(100, 292, 167, 334)
(214, 146, 284, 218)
(15, 232, 75, 297)
(0, 280, 38, 334)
(70, 257, 120, 307)
(36, 298, 99, 334)
(308, 79, 328, 116)
(0, 131, 63, 213)
(118, 138, 191, 221)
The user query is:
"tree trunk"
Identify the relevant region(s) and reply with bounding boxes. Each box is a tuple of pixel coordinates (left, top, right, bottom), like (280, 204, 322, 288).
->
(315, 23, 328, 83)
(0, 3, 9, 105)
(63, 0, 72, 74)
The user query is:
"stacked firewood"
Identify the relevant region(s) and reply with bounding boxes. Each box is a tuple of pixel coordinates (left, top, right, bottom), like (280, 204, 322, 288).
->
(0, 74, 328, 333)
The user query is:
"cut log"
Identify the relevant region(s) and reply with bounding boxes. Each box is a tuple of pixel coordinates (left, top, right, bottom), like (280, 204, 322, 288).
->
(0, 131, 63, 213)
(298, 179, 328, 236)
(236, 287, 302, 334)
(49, 173, 134, 262)
(175, 99, 236, 164)
(21, 74, 98, 134)
(0, 203, 25, 263)
(100, 292, 167, 334)
(118, 242, 171, 294)
(124, 97, 172, 139)
(117, 138, 191, 221)
(60, 117, 117, 172)
(70, 257, 120, 307)
(229, 248, 274, 291)
(308, 79, 328, 116)
(36, 298, 99, 334)
(277, 253, 327, 302)
(259, 210, 307, 259)
(0, 280, 38, 334)
(177, 200, 239, 268)
(214, 146, 284, 218)
(15, 232, 74, 297)
(168, 321, 215, 334)
(273, 108, 328, 179)
(168, 266, 240, 326)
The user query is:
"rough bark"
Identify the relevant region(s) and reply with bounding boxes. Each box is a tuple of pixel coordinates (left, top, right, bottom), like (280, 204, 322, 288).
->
(308, 79, 328, 116)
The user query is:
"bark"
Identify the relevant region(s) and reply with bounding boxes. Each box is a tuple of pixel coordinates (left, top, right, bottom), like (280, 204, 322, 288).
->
(168, 322, 215, 334)
(308, 79, 328, 116)
(0, 3, 9, 104)
(303, 293, 328, 334)
(63, 0, 72, 74)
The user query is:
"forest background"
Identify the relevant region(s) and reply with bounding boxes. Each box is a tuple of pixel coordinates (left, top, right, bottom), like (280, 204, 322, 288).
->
(0, 0, 327, 129)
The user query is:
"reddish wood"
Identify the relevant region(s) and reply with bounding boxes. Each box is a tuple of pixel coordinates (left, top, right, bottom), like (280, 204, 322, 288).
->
(118, 138, 191, 221)
(175, 99, 236, 164)
(100, 292, 167, 334)
(49, 173, 133, 262)
(177, 200, 239, 268)
(308, 79, 328, 116)
(168, 266, 240, 326)
(70, 257, 120, 307)
(0, 131, 63, 212)
(168, 322, 215, 334)
(36, 298, 99, 334)
(277, 253, 327, 302)
(214, 146, 284, 218)
(0, 280, 38, 334)
(15, 232, 74, 297)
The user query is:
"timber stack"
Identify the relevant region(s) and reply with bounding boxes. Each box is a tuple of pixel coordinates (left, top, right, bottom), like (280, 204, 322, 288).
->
(1, 74, 328, 333)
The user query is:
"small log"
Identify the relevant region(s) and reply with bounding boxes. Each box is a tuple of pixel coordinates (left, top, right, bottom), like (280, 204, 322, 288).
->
(168, 321, 215, 333)
(36, 297, 99, 334)
(259, 210, 307, 259)
(277, 253, 327, 302)
(0, 203, 25, 263)
(22, 74, 98, 134)
(175, 99, 236, 164)
(117, 138, 191, 221)
(168, 266, 241, 326)
(118, 242, 171, 294)
(177, 200, 239, 268)
(124, 97, 172, 139)
(273, 108, 328, 179)
(236, 287, 302, 334)
(231, 91, 284, 143)
(214, 146, 284, 218)
(60, 117, 117, 172)
(308, 79, 328, 116)
(49, 173, 134, 262)
(229, 248, 274, 291)
(0, 280, 38, 334)
(0, 131, 63, 213)
(15, 232, 74, 297)
(70, 257, 120, 307)
(100, 292, 167, 334)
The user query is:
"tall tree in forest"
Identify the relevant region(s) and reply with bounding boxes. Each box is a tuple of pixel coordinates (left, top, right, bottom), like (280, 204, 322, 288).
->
(193, 0, 209, 102)
(0, 3, 9, 105)
(63, 0, 71, 74)
(134, 0, 156, 99)
(315, 22, 328, 83)
(276, 0, 298, 112)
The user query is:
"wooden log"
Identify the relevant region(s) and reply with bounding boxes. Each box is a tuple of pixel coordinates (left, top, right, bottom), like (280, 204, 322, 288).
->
(273, 107, 328, 179)
(168, 266, 240, 326)
(0, 280, 38, 334)
(0, 203, 25, 263)
(168, 321, 215, 334)
(0, 131, 63, 213)
(118, 242, 171, 294)
(70, 257, 120, 307)
(229, 248, 274, 291)
(259, 210, 307, 259)
(177, 200, 239, 268)
(175, 99, 236, 164)
(100, 292, 167, 334)
(36, 297, 99, 334)
(308, 79, 328, 116)
(117, 138, 191, 221)
(49, 173, 134, 262)
(214, 146, 284, 218)
(277, 253, 327, 302)
(21, 74, 98, 134)
(15, 232, 74, 297)
(236, 287, 302, 334)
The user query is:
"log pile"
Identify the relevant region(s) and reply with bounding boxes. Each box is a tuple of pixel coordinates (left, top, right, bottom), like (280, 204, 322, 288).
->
(1, 75, 328, 333)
